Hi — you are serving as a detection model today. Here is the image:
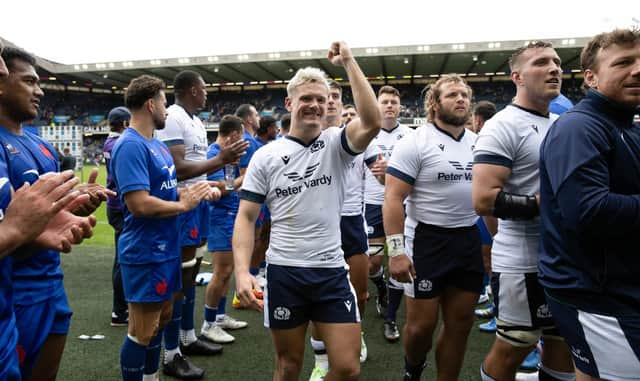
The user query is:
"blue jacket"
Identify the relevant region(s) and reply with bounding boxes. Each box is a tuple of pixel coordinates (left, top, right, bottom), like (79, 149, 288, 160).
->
(539, 90, 640, 314)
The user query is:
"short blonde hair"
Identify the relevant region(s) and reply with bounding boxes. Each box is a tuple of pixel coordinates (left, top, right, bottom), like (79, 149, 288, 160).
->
(287, 67, 329, 97)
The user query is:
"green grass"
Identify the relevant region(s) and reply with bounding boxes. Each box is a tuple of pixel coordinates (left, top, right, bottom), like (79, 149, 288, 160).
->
(75, 165, 114, 246)
(58, 243, 495, 380)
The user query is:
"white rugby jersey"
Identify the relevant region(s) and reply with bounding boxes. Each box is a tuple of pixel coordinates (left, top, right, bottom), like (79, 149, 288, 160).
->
(155, 104, 208, 186)
(387, 123, 478, 235)
(240, 127, 357, 268)
(342, 141, 380, 216)
(473, 104, 558, 273)
(364, 124, 414, 205)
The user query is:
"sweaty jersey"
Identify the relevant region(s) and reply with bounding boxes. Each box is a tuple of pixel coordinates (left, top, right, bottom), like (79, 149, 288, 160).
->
(473, 104, 558, 273)
(155, 104, 208, 186)
(0, 161, 18, 374)
(387, 123, 478, 235)
(240, 127, 357, 268)
(111, 128, 180, 265)
(0, 127, 62, 305)
(364, 124, 414, 205)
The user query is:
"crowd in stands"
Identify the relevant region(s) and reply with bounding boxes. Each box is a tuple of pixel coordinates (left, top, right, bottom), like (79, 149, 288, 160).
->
(35, 80, 586, 127)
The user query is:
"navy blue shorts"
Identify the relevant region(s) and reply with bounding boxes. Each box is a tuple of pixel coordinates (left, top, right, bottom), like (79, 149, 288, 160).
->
(121, 256, 182, 303)
(364, 204, 384, 239)
(180, 201, 209, 247)
(341, 215, 368, 259)
(264, 264, 360, 329)
(208, 208, 236, 252)
(546, 291, 640, 379)
(405, 223, 483, 299)
(14, 290, 72, 373)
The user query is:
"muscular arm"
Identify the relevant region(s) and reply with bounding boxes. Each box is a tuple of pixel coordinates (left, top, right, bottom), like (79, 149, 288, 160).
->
(471, 163, 511, 216)
(169, 144, 227, 181)
(382, 175, 412, 236)
(328, 42, 381, 152)
(232, 199, 264, 310)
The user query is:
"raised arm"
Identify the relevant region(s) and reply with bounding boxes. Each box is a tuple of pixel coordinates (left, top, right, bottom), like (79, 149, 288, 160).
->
(328, 41, 381, 152)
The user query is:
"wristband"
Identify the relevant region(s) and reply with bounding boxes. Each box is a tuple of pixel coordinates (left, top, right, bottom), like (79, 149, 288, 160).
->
(386, 234, 405, 257)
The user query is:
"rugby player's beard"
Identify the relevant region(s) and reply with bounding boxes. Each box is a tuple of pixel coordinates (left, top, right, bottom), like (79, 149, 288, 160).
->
(153, 114, 166, 130)
(438, 105, 470, 127)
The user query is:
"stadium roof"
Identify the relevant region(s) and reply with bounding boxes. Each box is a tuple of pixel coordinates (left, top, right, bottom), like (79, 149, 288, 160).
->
(5, 36, 589, 92)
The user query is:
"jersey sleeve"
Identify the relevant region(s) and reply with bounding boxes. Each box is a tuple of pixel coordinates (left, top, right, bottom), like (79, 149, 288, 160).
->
(239, 148, 268, 204)
(156, 113, 186, 146)
(386, 133, 420, 186)
(113, 140, 151, 195)
(473, 119, 517, 168)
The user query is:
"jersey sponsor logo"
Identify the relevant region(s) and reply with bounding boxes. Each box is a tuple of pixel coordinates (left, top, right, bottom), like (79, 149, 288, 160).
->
(160, 165, 178, 190)
(536, 304, 552, 319)
(283, 163, 320, 181)
(5, 143, 19, 154)
(155, 278, 168, 296)
(344, 300, 353, 312)
(377, 145, 394, 156)
(192, 143, 207, 153)
(437, 161, 473, 182)
(281, 155, 290, 164)
(418, 279, 432, 292)
(162, 164, 176, 176)
(310, 140, 325, 153)
(438, 144, 445, 151)
(449, 161, 473, 171)
(570, 347, 591, 364)
(273, 306, 291, 321)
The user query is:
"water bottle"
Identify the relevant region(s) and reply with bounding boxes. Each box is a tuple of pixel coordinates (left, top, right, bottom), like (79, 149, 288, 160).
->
(224, 164, 235, 190)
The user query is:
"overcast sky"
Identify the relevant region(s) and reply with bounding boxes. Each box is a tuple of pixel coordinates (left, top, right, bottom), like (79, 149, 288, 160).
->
(1, 1, 637, 64)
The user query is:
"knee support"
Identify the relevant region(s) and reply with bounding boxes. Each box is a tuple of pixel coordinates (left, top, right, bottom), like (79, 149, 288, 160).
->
(495, 318, 540, 347)
(367, 243, 385, 257)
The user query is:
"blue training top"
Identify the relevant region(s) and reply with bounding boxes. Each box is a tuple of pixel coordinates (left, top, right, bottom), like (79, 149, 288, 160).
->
(539, 89, 640, 314)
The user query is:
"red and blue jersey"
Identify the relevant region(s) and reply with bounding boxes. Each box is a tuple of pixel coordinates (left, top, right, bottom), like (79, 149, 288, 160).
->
(111, 128, 180, 265)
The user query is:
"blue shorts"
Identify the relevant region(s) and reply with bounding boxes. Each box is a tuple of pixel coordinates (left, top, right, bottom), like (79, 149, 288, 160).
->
(340, 214, 368, 259)
(0, 352, 19, 381)
(364, 204, 384, 239)
(208, 208, 236, 252)
(14, 291, 72, 373)
(121, 257, 182, 303)
(180, 202, 209, 247)
(264, 264, 360, 329)
(547, 292, 640, 380)
(405, 223, 484, 299)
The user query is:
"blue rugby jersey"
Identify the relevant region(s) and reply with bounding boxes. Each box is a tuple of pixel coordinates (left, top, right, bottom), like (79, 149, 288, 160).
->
(111, 128, 180, 265)
(207, 143, 240, 211)
(0, 127, 63, 305)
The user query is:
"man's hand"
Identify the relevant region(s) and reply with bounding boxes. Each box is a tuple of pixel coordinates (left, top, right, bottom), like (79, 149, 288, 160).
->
(235, 272, 264, 312)
(74, 168, 116, 216)
(179, 181, 212, 211)
(328, 41, 354, 67)
(389, 255, 416, 283)
(34, 205, 97, 252)
(370, 153, 387, 182)
(207, 186, 222, 202)
(218, 139, 249, 165)
(4, 170, 83, 243)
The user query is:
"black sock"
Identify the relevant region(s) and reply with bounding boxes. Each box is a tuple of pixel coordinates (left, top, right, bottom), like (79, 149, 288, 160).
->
(371, 267, 386, 295)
